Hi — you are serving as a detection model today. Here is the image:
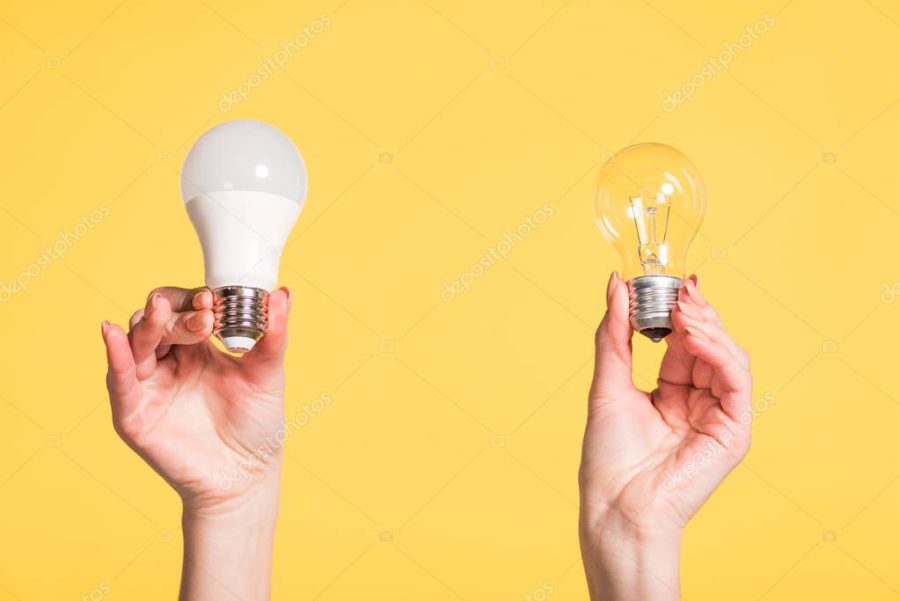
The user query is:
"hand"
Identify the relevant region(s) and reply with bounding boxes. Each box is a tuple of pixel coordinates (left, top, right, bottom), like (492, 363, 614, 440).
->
(101, 286, 292, 601)
(579, 273, 751, 600)
(101, 286, 292, 512)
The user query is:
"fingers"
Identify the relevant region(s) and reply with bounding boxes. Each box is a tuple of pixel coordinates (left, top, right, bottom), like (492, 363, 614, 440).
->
(245, 287, 292, 368)
(128, 286, 211, 332)
(127, 288, 215, 377)
(146, 286, 213, 312)
(590, 272, 634, 401)
(129, 293, 172, 379)
(677, 276, 749, 369)
(101, 320, 138, 416)
(658, 325, 696, 388)
(672, 277, 751, 418)
(155, 308, 215, 359)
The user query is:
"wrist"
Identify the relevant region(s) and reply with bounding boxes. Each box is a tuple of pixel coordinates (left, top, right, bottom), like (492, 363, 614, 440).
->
(183, 456, 283, 516)
(179, 475, 281, 601)
(580, 509, 683, 601)
(183, 464, 282, 533)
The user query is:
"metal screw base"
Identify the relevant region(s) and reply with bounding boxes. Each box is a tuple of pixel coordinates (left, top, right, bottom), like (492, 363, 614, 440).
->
(627, 275, 682, 343)
(213, 286, 269, 353)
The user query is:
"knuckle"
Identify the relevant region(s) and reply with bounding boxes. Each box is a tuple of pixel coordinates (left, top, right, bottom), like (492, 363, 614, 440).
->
(164, 316, 180, 338)
(112, 416, 134, 442)
(596, 339, 627, 356)
(732, 433, 751, 459)
(594, 317, 607, 339)
(115, 413, 144, 443)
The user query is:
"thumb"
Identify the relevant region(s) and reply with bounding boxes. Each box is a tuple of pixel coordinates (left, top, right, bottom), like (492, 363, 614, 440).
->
(590, 272, 634, 401)
(245, 286, 291, 368)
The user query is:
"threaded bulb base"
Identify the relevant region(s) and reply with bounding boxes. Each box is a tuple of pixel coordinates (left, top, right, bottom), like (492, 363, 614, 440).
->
(213, 286, 269, 353)
(627, 275, 682, 343)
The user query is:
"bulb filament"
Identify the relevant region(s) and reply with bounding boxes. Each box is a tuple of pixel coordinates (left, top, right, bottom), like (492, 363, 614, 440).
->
(630, 195, 672, 275)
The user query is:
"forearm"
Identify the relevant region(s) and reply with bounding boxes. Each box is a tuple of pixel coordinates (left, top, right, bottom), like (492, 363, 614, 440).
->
(580, 513, 682, 601)
(179, 477, 281, 601)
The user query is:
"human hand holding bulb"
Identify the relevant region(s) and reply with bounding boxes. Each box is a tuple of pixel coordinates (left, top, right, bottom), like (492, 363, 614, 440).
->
(101, 285, 292, 507)
(580, 145, 751, 601)
(101, 285, 291, 600)
(98, 124, 745, 601)
(100, 120, 305, 600)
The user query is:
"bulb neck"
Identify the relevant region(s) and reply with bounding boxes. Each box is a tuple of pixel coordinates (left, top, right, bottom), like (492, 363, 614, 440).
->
(213, 286, 269, 353)
(627, 275, 682, 343)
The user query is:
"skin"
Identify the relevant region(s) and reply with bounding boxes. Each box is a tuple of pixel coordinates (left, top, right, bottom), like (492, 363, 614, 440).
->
(101, 285, 292, 601)
(579, 273, 752, 600)
(100, 274, 748, 601)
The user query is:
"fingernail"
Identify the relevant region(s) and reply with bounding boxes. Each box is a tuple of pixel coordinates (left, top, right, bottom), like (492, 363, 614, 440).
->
(282, 286, 292, 304)
(689, 274, 699, 287)
(685, 280, 702, 303)
(606, 271, 618, 304)
(101, 320, 110, 336)
(148, 293, 161, 314)
(685, 326, 710, 343)
(194, 288, 212, 307)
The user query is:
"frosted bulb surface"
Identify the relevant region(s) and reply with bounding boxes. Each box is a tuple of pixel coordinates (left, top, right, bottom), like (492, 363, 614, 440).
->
(181, 120, 307, 290)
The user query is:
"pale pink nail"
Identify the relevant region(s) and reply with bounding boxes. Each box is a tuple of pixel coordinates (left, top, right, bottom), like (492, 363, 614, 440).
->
(606, 271, 617, 304)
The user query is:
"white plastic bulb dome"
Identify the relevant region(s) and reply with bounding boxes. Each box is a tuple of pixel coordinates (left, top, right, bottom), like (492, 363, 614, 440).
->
(181, 119, 308, 206)
(181, 120, 307, 292)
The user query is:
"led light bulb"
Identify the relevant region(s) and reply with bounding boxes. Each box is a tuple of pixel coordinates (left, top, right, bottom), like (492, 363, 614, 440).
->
(181, 120, 307, 353)
(593, 143, 706, 342)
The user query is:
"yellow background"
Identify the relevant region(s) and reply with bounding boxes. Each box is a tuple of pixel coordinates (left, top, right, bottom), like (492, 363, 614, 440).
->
(1, 0, 899, 599)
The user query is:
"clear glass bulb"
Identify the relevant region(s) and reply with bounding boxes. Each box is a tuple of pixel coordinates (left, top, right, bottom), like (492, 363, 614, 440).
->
(593, 143, 707, 341)
(181, 120, 307, 353)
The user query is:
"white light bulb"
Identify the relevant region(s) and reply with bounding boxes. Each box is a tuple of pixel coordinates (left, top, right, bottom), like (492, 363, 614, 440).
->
(181, 120, 307, 353)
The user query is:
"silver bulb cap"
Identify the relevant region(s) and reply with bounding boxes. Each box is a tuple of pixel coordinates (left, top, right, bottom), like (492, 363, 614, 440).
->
(627, 275, 682, 343)
(213, 286, 269, 353)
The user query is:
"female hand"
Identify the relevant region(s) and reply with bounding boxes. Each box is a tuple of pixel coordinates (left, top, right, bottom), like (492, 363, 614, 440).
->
(101, 285, 292, 601)
(579, 273, 751, 600)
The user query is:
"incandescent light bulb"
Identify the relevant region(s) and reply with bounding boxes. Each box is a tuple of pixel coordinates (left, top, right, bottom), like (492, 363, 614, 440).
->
(593, 143, 706, 342)
(181, 120, 307, 353)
